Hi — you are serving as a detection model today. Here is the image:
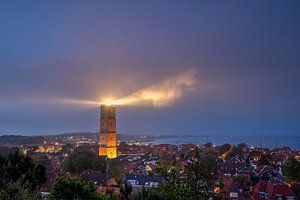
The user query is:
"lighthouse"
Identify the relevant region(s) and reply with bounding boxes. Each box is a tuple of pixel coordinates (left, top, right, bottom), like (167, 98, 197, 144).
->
(98, 104, 117, 158)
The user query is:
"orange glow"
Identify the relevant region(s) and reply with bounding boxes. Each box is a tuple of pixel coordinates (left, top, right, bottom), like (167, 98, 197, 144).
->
(99, 68, 197, 107)
(59, 68, 197, 107)
(107, 147, 117, 158)
(99, 105, 117, 159)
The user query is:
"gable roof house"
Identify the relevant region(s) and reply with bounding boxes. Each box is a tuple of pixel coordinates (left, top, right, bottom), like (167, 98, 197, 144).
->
(252, 180, 296, 200)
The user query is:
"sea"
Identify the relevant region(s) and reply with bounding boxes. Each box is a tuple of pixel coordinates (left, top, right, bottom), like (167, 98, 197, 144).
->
(142, 135, 300, 150)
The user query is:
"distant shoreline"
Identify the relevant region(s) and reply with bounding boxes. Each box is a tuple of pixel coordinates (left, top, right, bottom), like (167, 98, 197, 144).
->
(0, 133, 299, 150)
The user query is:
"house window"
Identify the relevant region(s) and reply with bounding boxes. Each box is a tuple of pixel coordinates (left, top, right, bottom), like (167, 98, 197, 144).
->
(149, 182, 158, 187)
(276, 194, 283, 200)
(230, 192, 238, 198)
(259, 192, 265, 198)
(127, 180, 137, 185)
(286, 197, 294, 200)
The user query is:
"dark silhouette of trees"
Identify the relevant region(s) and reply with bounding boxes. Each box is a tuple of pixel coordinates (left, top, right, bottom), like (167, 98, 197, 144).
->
(0, 151, 46, 189)
(258, 154, 271, 165)
(63, 146, 106, 174)
(185, 147, 218, 198)
(120, 182, 132, 200)
(0, 177, 41, 200)
(232, 176, 251, 191)
(49, 177, 99, 200)
(283, 158, 300, 183)
(0, 150, 46, 200)
(218, 143, 231, 155)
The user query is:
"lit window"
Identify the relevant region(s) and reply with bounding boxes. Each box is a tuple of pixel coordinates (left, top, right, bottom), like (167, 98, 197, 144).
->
(230, 192, 238, 198)
(286, 197, 294, 200)
(259, 192, 265, 198)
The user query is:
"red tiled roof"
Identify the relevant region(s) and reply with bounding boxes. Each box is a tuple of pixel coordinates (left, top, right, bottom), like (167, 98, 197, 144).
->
(252, 180, 268, 199)
(266, 182, 295, 199)
(252, 180, 296, 200)
(222, 177, 233, 192)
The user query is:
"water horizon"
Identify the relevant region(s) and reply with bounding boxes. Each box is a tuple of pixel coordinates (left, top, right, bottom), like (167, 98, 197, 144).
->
(141, 134, 300, 150)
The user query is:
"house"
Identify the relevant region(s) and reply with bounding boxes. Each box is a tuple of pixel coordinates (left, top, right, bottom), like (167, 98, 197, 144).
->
(180, 144, 197, 153)
(221, 177, 244, 200)
(219, 162, 243, 175)
(228, 184, 244, 200)
(80, 170, 117, 187)
(122, 174, 165, 192)
(152, 144, 178, 155)
(124, 162, 138, 174)
(271, 147, 292, 155)
(255, 165, 283, 181)
(227, 156, 242, 164)
(96, 186, 120, 194)
(252, 180, 296, 200)
(145, 163, 156, 172)
(252, 180, 269, 199)
(256, 165, 275, 177)
(236, 165, 254, 176)
(271, 155, 287, 166)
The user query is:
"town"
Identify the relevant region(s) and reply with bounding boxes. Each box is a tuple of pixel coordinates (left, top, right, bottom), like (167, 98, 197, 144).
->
(0, 133, 299, 199)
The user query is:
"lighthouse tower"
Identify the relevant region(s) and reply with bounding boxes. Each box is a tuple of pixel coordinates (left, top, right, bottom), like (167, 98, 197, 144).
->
(98, 104, 117, 158)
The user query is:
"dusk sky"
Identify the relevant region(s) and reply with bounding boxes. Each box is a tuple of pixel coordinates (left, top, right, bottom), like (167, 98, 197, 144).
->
(0, 1, 299, 136)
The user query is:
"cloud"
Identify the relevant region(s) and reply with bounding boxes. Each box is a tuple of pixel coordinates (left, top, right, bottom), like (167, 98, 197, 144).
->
(105, 68, 198, 106)
(58, 68, 198, 107)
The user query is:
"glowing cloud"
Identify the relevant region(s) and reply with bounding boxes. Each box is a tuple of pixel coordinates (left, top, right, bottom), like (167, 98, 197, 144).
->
(100, 68, 198, 107)
(57, 68, 198, 107)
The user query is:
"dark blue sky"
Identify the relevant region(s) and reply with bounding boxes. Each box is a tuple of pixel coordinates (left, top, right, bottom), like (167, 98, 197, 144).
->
(0, 1, 299, 135)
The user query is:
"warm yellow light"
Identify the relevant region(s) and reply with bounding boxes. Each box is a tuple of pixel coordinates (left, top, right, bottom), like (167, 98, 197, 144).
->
(59, 68, 197, 107)
(100, 97, 128, 106)
(99, 97, 114, 106)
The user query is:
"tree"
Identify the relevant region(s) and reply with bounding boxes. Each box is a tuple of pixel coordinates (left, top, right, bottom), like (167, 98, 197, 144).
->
(232, 176, 251, 191)
(0, 151, 46, 190)
(118, 142, 129, 152)
(204, 142, 213, 148)
(225, 145, 244, 160)
(49, 177, 100, 200)
(98, 193, 118, 200)
(154, 147, 218, 200)
(148, 146, 226, 200)
(259, 154, 271, 165)
(63, 146, 106, 174)
(131, 187, 149, 200)
(61, 144, 74, 154)
(0, 151, 46, 200)
(186, 148, 218, 198)
(249, 149, 263, 161)
(120, 182, 132, 200)
(0, 177, 41, 200)
(237, 143, 248, 150)
(283, 158, 300, 183)
(0, 146, 18, 157)
(158, 154, 174, 170)
(147, 184, 195, 200)
(218, 143, 231, 156)
(108, 159, 124, 184)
